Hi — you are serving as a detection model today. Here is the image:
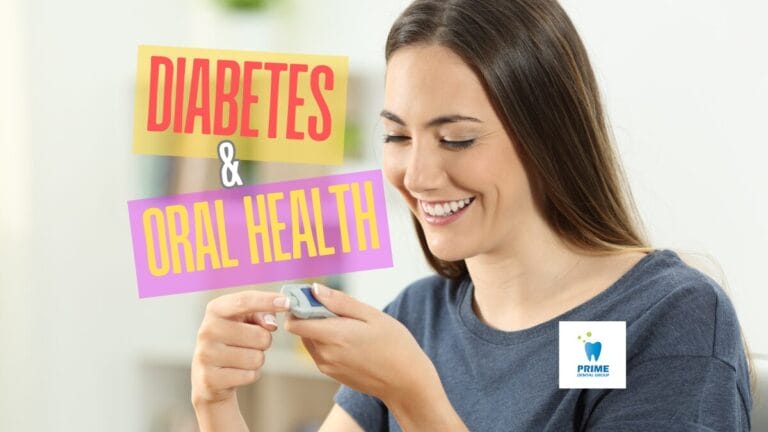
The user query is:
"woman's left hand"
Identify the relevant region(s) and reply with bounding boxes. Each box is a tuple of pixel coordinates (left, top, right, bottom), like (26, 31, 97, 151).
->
(283, 283, 436, 403)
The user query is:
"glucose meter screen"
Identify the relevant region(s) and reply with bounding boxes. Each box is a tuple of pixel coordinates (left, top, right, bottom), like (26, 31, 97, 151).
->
(301, 287, 323, 307)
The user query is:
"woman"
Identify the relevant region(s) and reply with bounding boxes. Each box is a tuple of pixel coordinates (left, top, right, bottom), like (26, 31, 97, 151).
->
(191, 0, 753, 430)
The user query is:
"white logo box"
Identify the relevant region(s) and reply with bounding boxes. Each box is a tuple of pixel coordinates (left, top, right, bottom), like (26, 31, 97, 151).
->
(559, 321, 626, 389)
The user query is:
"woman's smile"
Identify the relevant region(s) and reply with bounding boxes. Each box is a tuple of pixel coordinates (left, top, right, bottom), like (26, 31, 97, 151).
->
(418, 197, 476, 225)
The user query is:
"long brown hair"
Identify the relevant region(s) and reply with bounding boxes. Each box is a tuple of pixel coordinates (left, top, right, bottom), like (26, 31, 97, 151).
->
(385, 0, 755, 402)
(385, 0, 652, 280)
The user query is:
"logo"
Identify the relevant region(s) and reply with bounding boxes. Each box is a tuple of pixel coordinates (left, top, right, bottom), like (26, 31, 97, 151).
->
(579, 331, 602, 361)
(559, 321, 626, 389)
(576, 331, 609, 377)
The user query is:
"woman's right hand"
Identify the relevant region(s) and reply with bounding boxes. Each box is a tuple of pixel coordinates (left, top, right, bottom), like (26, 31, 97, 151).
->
(191, 290, 290, 410)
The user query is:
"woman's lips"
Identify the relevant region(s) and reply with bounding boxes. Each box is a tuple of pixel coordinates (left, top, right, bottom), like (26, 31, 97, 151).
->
(418, 197, 475, 225)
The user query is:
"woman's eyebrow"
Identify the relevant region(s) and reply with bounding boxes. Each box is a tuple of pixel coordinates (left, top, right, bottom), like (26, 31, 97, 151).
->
(380, 110, 482, 127)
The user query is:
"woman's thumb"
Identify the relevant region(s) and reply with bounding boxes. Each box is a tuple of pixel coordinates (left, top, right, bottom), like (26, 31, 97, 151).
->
(311, 282, 376, 321)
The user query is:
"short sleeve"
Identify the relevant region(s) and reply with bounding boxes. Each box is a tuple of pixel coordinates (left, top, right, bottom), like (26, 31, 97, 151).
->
(585, 355, 751, 431)
(331, 294, 411, 431)
(333, 384, 389, 431)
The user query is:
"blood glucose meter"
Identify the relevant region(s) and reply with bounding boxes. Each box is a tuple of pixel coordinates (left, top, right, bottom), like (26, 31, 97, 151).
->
(280, 284, 338, 319)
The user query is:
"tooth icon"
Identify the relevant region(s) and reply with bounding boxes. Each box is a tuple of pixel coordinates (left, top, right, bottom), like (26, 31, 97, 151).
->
(585, 341, 602, 362)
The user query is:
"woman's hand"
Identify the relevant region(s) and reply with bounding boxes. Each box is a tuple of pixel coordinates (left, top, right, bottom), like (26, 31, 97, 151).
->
(286, 283, 469, 431)
(283, 283, 435, 403)
(191, 289, 290, 431)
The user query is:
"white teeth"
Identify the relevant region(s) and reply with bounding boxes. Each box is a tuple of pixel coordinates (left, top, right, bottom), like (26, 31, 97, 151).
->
(420, 197, 474, 217)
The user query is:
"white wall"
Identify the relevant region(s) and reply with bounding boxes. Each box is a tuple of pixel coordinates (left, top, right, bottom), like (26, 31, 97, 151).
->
(0, 0, 39, 429)
(0, 0, 765, 430)
(560, 0, 768, 355)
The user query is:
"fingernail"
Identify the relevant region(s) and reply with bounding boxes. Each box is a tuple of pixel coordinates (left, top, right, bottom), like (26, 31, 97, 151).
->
(273, 296, 290, 309)
(312, 282, 329, 297)
(264, 314, 277, 328)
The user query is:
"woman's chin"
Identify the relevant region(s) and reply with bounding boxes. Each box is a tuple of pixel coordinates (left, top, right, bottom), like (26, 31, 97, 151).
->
(427, 242, 469, 263)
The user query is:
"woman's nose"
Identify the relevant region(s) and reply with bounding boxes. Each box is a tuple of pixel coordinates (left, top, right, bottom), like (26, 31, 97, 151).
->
(403, 139, 446, 194)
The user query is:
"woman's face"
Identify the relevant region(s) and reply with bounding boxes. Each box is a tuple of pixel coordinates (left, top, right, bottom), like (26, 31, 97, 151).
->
(381, 44, 538, 262)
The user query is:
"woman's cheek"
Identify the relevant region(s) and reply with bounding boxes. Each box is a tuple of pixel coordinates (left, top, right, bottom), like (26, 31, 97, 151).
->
(381, 146, 407, 190)
(381, 147, 418, 217)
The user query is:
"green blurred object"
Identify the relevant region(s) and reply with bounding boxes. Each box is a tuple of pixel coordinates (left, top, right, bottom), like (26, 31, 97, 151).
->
(215, 0, 271, 11)
(238, 160, 260, 185)
(138, 155, 175, 198)
(344, 123, 362, 159)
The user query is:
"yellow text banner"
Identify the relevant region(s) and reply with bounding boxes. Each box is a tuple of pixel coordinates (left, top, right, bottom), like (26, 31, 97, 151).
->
(133, 45, 348, 164)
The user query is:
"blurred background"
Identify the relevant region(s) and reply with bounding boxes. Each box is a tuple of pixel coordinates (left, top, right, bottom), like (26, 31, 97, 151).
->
(1, 0, 767, 431)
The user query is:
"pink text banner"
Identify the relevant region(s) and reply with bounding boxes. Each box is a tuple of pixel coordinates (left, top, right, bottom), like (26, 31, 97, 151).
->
(127, 170, 392, 298)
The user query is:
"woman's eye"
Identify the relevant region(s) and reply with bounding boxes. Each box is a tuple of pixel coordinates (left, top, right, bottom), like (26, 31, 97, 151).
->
(441, 139, 475, 149)
(383, 134, 410, 143)
(381, 134, 475, 149)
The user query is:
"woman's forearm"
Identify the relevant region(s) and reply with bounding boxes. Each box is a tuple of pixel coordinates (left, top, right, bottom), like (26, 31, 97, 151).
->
(384, 366, 470, 432)
(193, 395, 249, 432)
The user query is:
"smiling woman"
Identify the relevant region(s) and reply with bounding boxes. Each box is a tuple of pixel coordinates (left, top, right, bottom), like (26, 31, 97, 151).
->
(190, 1, 753, 431)
(327, 0, 754, 430)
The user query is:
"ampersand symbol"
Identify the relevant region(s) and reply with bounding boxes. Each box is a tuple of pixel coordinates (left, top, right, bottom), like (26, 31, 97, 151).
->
(218, 140, 243, 188)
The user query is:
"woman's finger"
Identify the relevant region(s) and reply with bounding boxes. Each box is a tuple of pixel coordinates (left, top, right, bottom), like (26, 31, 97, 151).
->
(198, 317, 272, 350)
(310, 283, 380, 321)
(285, 314, 358, 344)
(206, 290, 290, 319)
(246, 311, 279, 331)
(199, 343, 266, 370)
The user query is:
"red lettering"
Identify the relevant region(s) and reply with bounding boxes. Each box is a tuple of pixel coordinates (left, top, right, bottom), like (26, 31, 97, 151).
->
(214, 60, 240, 135)
(143, 55, 339, 141)
(147, 56, 173, 132)
(241, 61, 262, 138)
(264, 62, 287, 139)
(286, 63, 308, 140)
(173, 57, 186, 133)
(308, 65, 334, 141)
(185, 58, 211, 134)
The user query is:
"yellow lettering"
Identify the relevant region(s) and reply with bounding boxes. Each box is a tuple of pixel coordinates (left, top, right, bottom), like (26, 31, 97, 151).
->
(214, 199, 239, 268)
(143, 207, 169, 276)
(311, 187, 335, 256)
(193, 201, 221, 271)
(328, 184, 351, 253)
(166, 205, 195, 274)
(267, 192, 291, 261)
(351, 181, 380, 251)
(243, 195, 273, 263)
(289, 190, 318, 259)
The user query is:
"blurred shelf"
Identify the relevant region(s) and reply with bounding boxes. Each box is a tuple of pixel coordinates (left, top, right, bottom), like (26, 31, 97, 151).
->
(263, 347, 329, 380)
(140, 347, 330, 381)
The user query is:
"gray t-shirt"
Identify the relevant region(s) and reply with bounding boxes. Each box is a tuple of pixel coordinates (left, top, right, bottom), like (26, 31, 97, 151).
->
(334, 249, 752, 431)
